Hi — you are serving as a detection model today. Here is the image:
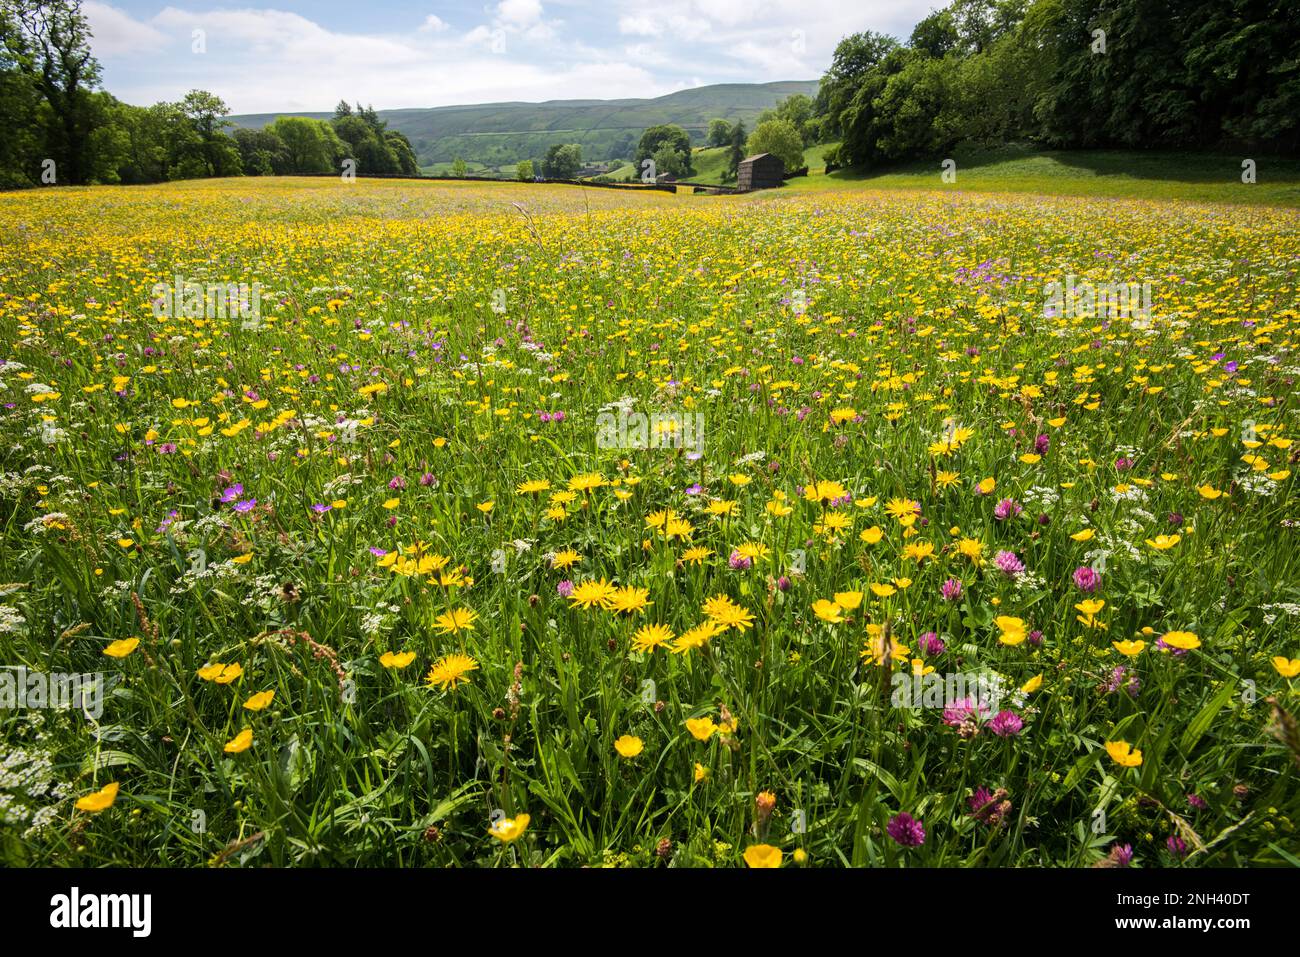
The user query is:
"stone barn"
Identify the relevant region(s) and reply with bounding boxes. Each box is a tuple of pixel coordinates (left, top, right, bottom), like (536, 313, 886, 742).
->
(738, 152, 785, 191)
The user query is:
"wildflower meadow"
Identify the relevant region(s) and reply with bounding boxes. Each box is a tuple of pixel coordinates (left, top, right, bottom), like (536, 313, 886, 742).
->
(1, 176, 1298, 868)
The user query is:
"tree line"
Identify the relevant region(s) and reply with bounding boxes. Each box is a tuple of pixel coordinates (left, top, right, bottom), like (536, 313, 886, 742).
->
(5, 0, 1292, 189)
(0, 0, 417, 187)
(817, 0, 1300, 169)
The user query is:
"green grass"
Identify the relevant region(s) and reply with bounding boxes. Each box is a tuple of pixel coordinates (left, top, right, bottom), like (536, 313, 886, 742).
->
(802, 141, 838, 173)
(686, 147, 730, 185)
(786, 145, 1300, 207)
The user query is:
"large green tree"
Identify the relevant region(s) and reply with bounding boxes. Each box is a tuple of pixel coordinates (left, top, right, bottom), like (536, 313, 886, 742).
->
(179, 89, 241, 177)
(541, 143, 582, 179)
(726, 120, 746, 180)
(0, 3, 40, 186)
(635, 124, 693, 177)
(8, 0, 101, 184)
(746, 119, 805, 172)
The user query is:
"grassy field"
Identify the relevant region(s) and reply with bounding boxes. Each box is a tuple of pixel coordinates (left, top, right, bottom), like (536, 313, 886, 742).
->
(793, 145, 1300, 207)
(1, 175, 1298, 868)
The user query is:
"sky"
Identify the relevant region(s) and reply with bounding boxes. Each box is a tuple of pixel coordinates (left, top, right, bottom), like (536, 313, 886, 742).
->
(84, 0, 940, 113)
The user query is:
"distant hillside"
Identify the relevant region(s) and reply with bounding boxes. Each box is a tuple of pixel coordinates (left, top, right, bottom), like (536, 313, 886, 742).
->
(228, 81, 820, 172)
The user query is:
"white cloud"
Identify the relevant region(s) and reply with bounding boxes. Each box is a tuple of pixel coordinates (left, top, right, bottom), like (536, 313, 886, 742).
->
(618, 15, 662, 37)
(83, 1, 167, 57)
(496, 0, 544, 28)
(85, 0, 939, 113)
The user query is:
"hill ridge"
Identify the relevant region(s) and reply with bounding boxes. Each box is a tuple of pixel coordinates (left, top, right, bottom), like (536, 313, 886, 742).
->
(228, 80, 820, 172)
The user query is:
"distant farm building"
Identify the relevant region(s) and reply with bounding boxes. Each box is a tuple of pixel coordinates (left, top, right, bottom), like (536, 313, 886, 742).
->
(738, 153, 785, 191)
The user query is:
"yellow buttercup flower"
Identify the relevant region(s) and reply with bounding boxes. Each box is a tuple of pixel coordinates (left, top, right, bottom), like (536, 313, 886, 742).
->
(995, 616, 1026, 646)
(75, 782, 120, 813)
(743, 844, 783, 868)
(1112, 640, 1145, 657)
(812, 598, 844, 624)
(1105, 740, 1142, 768)
(833, 591, 862, 611)
(198, 662, 243, 684)
(488, 813, 530, 843)
(685, 717, 717, 741)
(243, 690, 275, 711)
(1075, 599, 1105, 617)
(1161, 630, 1201, 650)
(224, 728, 254, 754)
(614, 735, 644, 758)
(379, 650, 416, 669)
(1272, 656, 1300, 678)
(103, 637, 140, 658)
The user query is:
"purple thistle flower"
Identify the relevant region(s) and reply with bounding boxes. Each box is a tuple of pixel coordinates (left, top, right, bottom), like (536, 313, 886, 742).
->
(919, 632, 946, 656)
(994, 550, 1025, 577)
(988, 710, 1024, 737)
(943, 697, 988, 729)
(968, 787, 1010, 826)
(728, 550, 752, 570)
(1105, 665, 1141, 697)
(993, 498, 1022, 521)
(887, 812, 926, 847)
(968, 787, 995, 815)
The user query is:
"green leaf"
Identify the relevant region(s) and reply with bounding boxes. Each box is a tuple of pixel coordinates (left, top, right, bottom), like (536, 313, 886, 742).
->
(852, 757, 902, 801)
(1180, 680, 1235, 755)
(1063, 751, 1100, 791)
(81, 750, 144, 775)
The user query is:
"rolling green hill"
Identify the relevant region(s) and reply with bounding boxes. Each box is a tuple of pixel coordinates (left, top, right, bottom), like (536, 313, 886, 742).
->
(229, 81, 820, 173)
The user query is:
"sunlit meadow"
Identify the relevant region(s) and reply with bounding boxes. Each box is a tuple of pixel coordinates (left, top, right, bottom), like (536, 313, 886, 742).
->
(1, 176, 1298, 867)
